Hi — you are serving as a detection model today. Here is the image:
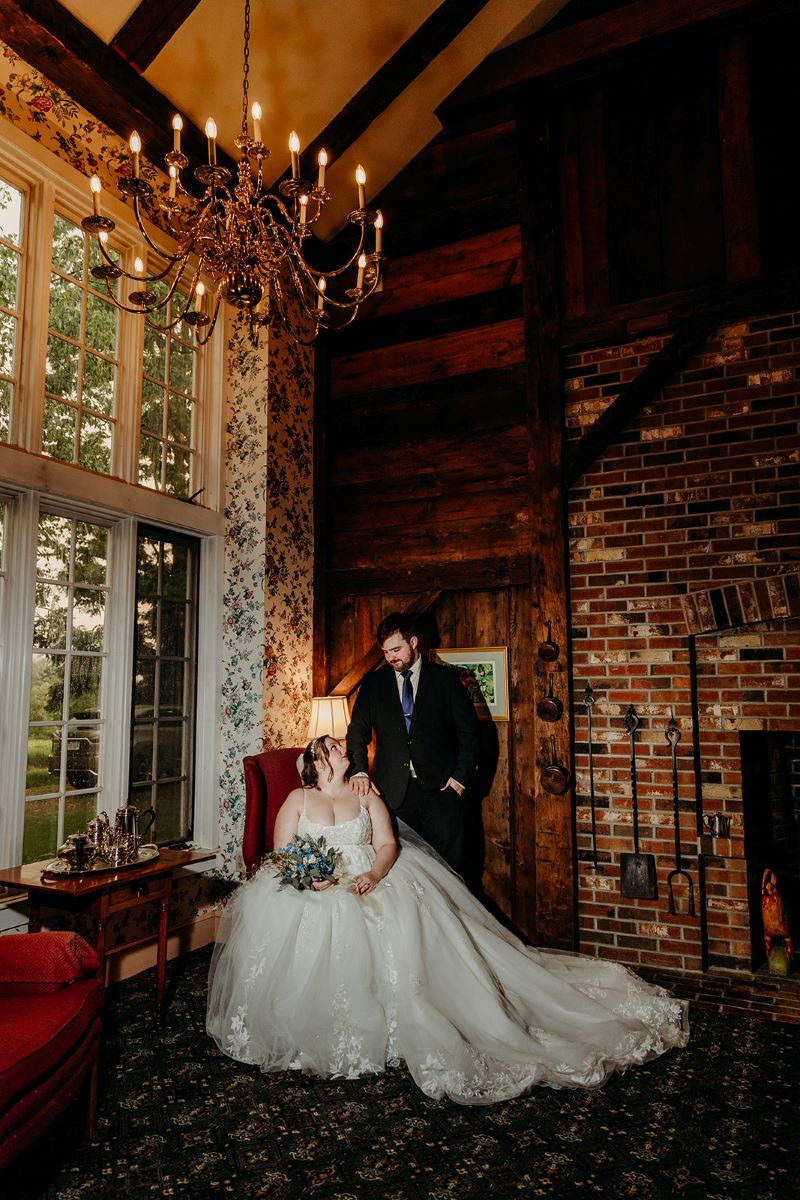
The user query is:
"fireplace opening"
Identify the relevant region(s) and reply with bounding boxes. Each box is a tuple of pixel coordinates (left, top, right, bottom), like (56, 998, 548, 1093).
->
(740, 731, 800, 970)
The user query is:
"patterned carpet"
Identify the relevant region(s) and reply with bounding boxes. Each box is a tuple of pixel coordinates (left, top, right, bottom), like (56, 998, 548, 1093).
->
(9, 947, 800, 1200)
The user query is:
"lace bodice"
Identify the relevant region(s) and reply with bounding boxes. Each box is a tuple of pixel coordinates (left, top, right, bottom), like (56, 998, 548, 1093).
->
(298, 802, 372, 848)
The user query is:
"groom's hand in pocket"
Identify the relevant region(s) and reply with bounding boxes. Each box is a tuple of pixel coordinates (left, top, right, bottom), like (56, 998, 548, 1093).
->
(441, 778, 465, 797)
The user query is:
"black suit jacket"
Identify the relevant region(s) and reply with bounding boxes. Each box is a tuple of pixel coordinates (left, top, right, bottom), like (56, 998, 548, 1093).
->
(346, 659, 481, 810)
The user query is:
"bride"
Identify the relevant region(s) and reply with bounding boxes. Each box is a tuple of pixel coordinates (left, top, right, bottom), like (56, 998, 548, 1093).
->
(206, 735, 689, 1104)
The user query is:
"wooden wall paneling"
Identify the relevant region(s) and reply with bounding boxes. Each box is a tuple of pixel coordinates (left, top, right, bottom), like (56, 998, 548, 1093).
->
(327, 595, 357, 696)
(717, 33, 760, 280)
(509, 583, 535, 938)
(452, 589, 513, 913)
(328, 557, 530, 598)
(517, 94, 576, 950)
(329, 320, 525, 399)
(604, 67, 664, 304)
(367, 226, 523, 321)
(557, 96, 586, 319)
(577, 89, 609, 312)
(658, 45, 726, 293)
(354, 596, 383, 661)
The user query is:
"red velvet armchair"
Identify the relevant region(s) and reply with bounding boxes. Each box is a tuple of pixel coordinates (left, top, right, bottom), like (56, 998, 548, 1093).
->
(0, 931, 104, 1171)
(242, 747, 304, 877)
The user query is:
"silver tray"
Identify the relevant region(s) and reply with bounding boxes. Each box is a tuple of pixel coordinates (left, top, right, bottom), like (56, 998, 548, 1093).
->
(41, 844, 159, 878)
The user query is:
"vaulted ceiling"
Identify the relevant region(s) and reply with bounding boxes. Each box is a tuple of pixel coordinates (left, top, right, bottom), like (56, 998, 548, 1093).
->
(1, 0, 568, 235)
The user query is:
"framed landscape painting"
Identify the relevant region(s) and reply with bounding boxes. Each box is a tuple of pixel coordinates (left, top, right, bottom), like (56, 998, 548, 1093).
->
(432, 646, 509, 721)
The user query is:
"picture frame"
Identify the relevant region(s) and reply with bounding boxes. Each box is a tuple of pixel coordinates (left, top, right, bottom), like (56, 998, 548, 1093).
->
(431, 646, 510, 722)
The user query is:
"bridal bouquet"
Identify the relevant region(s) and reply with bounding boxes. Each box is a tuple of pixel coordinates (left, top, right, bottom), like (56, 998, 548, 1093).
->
(266, 834, 339, 890)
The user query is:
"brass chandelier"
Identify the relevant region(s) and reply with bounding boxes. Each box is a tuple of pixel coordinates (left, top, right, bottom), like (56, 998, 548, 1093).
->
(81, 0, 383, 345)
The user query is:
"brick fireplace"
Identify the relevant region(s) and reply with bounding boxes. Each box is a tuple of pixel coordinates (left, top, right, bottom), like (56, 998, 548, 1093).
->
(565, 309, 800, 973)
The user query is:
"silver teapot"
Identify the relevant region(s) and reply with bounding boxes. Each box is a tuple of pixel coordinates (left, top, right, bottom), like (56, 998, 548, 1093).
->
(113, 803, 156, 859)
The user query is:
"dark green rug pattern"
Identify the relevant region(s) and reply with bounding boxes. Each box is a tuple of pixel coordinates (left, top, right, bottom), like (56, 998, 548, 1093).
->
(18, 948, 800, 1199)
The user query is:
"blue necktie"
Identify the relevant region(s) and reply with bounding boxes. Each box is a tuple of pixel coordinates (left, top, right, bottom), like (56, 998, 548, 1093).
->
(401, 669, 414, 733)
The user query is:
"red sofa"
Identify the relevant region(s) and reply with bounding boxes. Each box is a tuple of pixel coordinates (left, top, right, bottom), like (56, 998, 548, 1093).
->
(0, 931, 104, 1171)
(242, 747, 304, 876)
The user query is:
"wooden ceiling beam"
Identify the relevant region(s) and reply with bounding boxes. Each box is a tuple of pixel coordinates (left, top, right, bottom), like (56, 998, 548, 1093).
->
(446, 0, 795, 107)
(111, 0, 203, 73)
(0, 0, 232, 172)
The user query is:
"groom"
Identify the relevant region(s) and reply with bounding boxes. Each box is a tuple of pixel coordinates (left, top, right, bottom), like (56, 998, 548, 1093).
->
(347, 612, 481, 873)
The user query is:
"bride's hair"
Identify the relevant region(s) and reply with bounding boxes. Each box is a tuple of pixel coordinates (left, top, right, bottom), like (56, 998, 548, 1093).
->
(301, 736, 332, 787)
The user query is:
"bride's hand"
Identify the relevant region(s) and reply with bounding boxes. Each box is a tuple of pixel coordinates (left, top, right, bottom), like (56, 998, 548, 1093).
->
(353, 871, 380, 896)
(312, 879, 336, 891)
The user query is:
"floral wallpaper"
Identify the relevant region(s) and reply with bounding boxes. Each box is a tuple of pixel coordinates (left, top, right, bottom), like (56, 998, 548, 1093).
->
(218, 307, 315, 877)
(0, 43, 317, 881)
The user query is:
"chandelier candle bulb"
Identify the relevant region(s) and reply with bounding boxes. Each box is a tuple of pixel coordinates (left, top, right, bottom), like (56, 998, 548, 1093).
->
(356, 164, 366, 209)
(357, 253, 366, 290)
(299, 194, 309, 225)
(134, 257, 144, 277)
(129, 131, 141, 178)
(251, 102, 262, 143)
(374, 210, 383, 253)
(316, 276, 326, 311)
(317, 149, 328, 190)
(205, 118, 217, 165)
(289, 131, 300, 179)
(89, 175, 102, 216)
(168, 164, 177, 199)
(172, 114, 183, 153)
(195, 281, 205, 312)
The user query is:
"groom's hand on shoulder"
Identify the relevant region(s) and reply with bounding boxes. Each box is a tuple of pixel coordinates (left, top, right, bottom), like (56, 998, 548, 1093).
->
(350, 773, 372, 797)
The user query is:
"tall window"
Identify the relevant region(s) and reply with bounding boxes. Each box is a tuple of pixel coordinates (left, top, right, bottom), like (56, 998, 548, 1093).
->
(0, 176, 24, 442)
(44, 213, 120, 472)
(130, 528, 198, 842)
(24, 513, 109, 863)
(140, 292, 200, 498)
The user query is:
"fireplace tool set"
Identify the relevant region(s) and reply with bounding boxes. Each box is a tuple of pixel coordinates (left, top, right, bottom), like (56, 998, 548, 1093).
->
(579, 694, 697, 914)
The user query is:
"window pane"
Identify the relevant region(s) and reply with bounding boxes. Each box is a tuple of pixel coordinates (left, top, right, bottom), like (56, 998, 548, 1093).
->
(21, 796, 59, 864)
(167, 393, 192, 445)
(26, 724, 59, 796)
(130, 530, 197, 843)
(169, 340, 194, 395)
(45, 335, 79, 401)
(0, 379, 10, 440)
(49, 273, 82, 340)
(165, 446, 191, 497)
(34, 583, 69, 649)
(83, 352, 116, 414)
(30, 653, 66, 723)
(0, 243, 19, 308)
(139, 435, 162, 490)
(0, 310, 16, 376)
(43, 394, 77, 462)
(37, 514, 72, 580)
(73, 588, 105, 651)
(79, 408, 112, 473)
(141, 378, 165, 435)
(46, 213, 120, 472)
(143, 328, 166, 379)
(74, 522, 108, 586)
(69, 656, 102, 716)
(85, 293, 117, 355)
(0, 176, 24, 444)
(51, 213, 84, 278)
(23, 514, 109, 864)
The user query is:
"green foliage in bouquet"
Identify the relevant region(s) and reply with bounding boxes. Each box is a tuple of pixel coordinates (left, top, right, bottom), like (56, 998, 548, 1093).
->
(266, 833, 339, 890)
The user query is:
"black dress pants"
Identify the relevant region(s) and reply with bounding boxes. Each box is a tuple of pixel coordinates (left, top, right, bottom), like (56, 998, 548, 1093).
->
(394, 776, 464, 874)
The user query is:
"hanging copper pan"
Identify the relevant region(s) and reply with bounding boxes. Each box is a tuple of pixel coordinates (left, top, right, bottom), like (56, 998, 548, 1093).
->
(541, 735, 571, 795)
(538, 622, 559, 663)
(536, 675, 563, 723)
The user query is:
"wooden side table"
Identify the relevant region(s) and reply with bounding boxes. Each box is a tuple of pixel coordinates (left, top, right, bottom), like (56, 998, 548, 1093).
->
(0, 848, 215, 1020)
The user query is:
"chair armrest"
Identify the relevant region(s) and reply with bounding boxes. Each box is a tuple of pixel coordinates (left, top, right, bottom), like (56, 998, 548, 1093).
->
(0, 932, 99, 992)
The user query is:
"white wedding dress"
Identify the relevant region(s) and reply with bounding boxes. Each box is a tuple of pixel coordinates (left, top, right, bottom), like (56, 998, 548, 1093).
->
(206, 803, 689, 1105)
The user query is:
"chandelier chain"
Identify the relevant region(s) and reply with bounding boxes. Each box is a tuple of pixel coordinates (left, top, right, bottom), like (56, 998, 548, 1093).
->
(241, 0, 251, 138)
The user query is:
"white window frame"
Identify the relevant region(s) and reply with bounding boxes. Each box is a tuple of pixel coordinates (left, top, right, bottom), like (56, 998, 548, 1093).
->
(0, 119, 225, 872)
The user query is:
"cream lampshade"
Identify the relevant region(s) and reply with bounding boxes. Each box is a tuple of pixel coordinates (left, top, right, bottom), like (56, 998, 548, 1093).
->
(307, 695, 350, 740)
